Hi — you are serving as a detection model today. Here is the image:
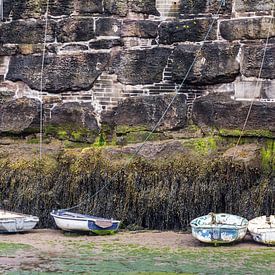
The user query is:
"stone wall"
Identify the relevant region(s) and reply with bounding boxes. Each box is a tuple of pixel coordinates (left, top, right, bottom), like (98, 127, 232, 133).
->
(0, 0, 274, 139)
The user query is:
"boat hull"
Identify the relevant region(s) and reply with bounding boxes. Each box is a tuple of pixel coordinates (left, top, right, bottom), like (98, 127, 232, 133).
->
(190, 213, 248, 244)
(0, 210, 39, 233)
(248, 215, 275, 245)
(51, 210, 120, 235)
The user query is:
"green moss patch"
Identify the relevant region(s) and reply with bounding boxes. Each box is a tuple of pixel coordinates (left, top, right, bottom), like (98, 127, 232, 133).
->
(219, 129, 274, 138)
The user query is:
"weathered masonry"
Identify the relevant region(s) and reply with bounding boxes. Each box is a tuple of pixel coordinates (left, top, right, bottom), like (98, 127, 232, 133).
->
(0, 0, 274, 116)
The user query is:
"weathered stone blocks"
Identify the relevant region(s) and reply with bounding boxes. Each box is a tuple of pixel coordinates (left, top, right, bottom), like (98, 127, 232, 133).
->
(241, 43, 275, 79)
(6, 53, 110, 92)
(74, 0, 103, 14)
(0, 97, 40, 134)
(220, 17, 275, 41)
(121, 20, 160, 38)
(95, 18, 121, 37)
(112, 47, 171, 85)
(128, 0, 159, 15)
(0, 20, 55, 44)
(102, 94, 187, 131)
(57, 18, 95, 43)
(234, 0, 274, 13)
(171, 42, 240, 85)
(158, 18, 217, 44)
(103, 0, 128, 17)
(193, 92, 275, 135)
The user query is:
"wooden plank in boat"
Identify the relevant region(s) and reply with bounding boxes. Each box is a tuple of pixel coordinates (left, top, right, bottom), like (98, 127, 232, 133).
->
(95, 220, 113, 228)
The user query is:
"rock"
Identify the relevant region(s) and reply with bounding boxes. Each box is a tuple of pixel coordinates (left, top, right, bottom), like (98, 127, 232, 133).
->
(0, 97, 40, 134)
(179, 0, 232, 15)
(171, 42, 240, 85)
(192, 92, 275, 136)
(60, 44, 89, 52)
(3, 0, 74, 19)
(0, 45, 18, 56)
(57, 18, 95, 43)
(0, 20, 55, 44)
(6, 53, 110, 93)
(158, 18, 217, 44)
(46, 102, 99, 143)
(241, 43, 275, 79)
(129, 0, 159, 15)
(95, 18, 121, 37)
(89, 39, 123, 49)
(121, 20, 159, 38)
(103, 0, 128, 17)
(234, 0, 274, 13)
(112, 47, 171, 85)
(220, 17, 275, 41)
(74, 0, 103, 14)
(102, 94, 187, 132)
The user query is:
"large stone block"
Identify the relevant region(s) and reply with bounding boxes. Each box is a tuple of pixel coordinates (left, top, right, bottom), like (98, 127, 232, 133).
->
(0, 97, 40, 134)
(74, 0, 103, 14)
(57, 18, 95, 43)
(46, 102, 99, 143)
(158, 18, 217, 44)
(171, 42, 240, 85)
(179, 0, 232, 15)
(129, 0, 159, 15)
(192, 92, 275, 135)
(112, 47, 171, 85)
(95, 18, 121, 37)
(6, 53, 110, 92)
(234, 0, 274, 13)
(2, 0, 74, 19)
(220, 17, 275, 41)
(241, 43, 275, 79)
(103, 0, 128, 17)
(0, 20, 55, 44)
(121, 20, 160, 38)
(102, 94, 187, 131)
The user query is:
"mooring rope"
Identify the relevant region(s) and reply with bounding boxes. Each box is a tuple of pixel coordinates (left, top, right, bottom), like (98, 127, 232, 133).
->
(39, 0, 50, 160)
(62, 3, 223, 212)
(233, 4, 274, 156)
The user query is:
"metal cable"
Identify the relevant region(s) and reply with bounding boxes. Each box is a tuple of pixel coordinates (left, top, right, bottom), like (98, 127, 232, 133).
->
(62, 3, 223, 212)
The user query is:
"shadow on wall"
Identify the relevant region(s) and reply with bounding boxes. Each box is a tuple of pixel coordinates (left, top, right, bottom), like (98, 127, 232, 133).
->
(156, 0, 181, 18)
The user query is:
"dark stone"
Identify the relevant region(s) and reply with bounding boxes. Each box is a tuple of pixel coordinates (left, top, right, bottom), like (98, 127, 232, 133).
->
(129, 0, 159, 15)
(2, 0, 74, 19)
(103, 0, 128, 17)
(102, 94, 187, 131)
(121, 20, 160, 38)
(57, 18, 95, 43)
(47, 102, 99, 143)
(0, 97, 40, 134)
(0, 20, 55, 44)
(179, 0, 232, 15)
(234, 0, 274, 13)
(0, 45, 18, 56)
(158, 18, 217, 45)
(6, 53, 110, 93)
(74, 0, 103, 14)
(241, 43, 275, 79)
(192, 92, 275, 135)
(171, 42, 240, 85)
(89, 39, 123, 49)
(112, 47, 171, 85)
(220, 17, 275, 41)
(95, 18, 121, 37)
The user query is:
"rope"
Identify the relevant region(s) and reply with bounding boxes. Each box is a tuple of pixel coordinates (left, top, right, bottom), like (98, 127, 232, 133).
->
(62, 3, 223, 212)
(39, 0, 50, 160)
(233, 5, 274, 156)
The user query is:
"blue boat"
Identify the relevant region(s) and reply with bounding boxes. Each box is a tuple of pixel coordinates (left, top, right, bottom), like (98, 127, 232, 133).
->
(190, 213, 248, 244)
(50, 210, 120, 235)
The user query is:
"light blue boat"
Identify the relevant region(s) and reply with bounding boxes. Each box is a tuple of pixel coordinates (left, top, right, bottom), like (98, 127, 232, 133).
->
(190, 213, 248, 244)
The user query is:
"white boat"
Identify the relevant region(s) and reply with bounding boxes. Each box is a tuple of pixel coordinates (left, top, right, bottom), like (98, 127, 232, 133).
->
(248, 215, 275, 245)
(0, 210, 39, 233)
(51, 210, 120, 235)
(190, 213, 248, 244)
